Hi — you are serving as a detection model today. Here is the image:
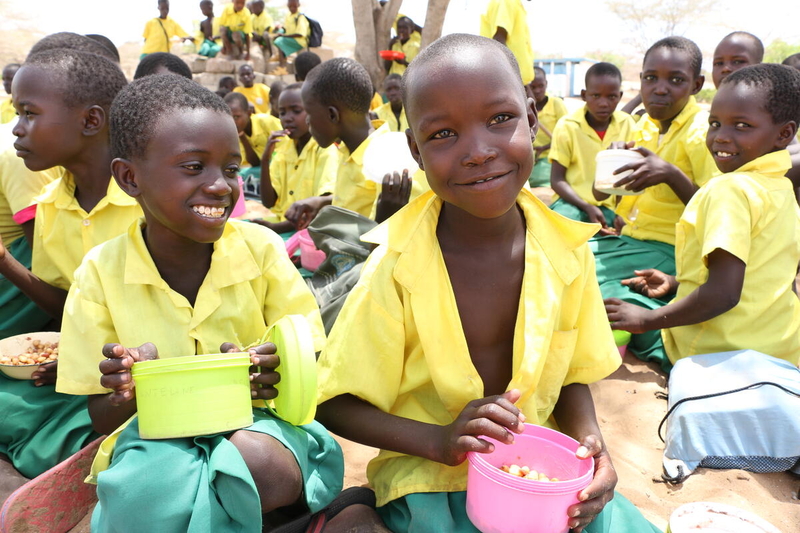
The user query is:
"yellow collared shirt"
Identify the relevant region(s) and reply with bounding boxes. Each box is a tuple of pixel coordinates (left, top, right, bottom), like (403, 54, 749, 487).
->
(663, 151, 800, 364)
(268, 136, 338, 220)
(234, 84, 272, 115)
(533, 95, 568, 159)
(218, 4, 253, 33)
(549, 107, 637, 209)
(388, 38, 420, 77)
(317, 189, 621, 506)
(479, 0, 534, 84)
(616, 96, 718, 245)
(333, 121, 391, 218)
(0, 97, 15, 124)
(238, 112, 282, 166)
(141, 16, 189, 55)
(252, 11, 274, 35)
(31, 171, 142, 291)
(373, 102, 408, 133)
(370, 92, 384, 111)
(56, 219, 325, 396)
(283, 13, 310, 49)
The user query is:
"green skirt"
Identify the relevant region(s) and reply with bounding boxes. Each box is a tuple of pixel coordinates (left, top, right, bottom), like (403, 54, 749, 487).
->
(198, 38, 221, 58)
(275, 36, 304, 56)
(378, 491, 661, 533)
(550, 198, 616, 227)
(91, 409, 343, 533)
(590, 235, 675, 372)
(0, 373, 98, 478)
(528, 158, 552, 188)
(0, 236, 52, 338)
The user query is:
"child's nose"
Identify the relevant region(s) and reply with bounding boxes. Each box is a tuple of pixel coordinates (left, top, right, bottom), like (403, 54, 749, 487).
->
(206, 175, 234, 195)
(462, 137, 497, 166)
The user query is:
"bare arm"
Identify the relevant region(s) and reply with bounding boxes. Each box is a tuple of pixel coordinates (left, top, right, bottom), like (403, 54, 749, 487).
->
(620, 93, 642, 115)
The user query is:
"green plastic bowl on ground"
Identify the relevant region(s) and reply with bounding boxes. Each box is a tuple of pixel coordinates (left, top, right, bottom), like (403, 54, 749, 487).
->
(268, 315, 318, 426)
(132, 353, 252, 440)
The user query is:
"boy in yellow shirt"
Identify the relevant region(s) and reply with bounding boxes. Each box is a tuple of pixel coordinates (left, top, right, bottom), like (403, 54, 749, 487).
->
(373, 74, 408, 133)
(257, 83, 337, 233)
(316, 34, 659, 533)
(224, 92, 281, 168)
(140, 0, 193, 59)
(250, 0, 274, 61)
(294, 50, 321, 82)
(233, 63, 271, 114)
(55, 73, 378, 532)
(1, 63, 19, 124)
(384, 16, 420, 77)
(529, 66, 568, 186)
(549, 62, 636, 227)
(711, 31, 763, 89)
(0, 48, 140, 485)
(273, 0, 310, 68)
(607, 64, 800, 368)
(288, 58, 391, 225)
(480, 0, 534, 84)
(219, 0, 252, 60)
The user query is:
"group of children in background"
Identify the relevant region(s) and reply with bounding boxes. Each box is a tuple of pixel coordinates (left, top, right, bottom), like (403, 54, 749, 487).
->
(0, 2, 800, 530)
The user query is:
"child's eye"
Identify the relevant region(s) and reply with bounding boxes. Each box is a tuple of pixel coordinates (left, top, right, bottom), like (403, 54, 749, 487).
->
(670, 77, 685, 84)
(642, 75, 656, 82)
(183, 163, 203, 172)
(712, 60, 722, 67)
(489, 113, 513, 125)
(708, 120, 720, 128)
(735, 122, 751, 129)
(225, 166, 240, 176)
(430, 129, 454, 140)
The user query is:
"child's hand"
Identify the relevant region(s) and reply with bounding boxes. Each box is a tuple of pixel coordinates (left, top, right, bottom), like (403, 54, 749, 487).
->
(221, 342, 280, 400)
(99, 343, 159, 406)
(31, 360, 57, 387)
(613, 214, 626, 234)
(436, 389, 525, 467)
(0, 233, 5, 260)
(265, 130, 288, 158)
(285, 197, 324, 230)
(375, 169, 412, 223)
(612, 147, 681, 192)
(581, 204, 610, 233)
(607, 140, 635, 151)
(567, 435, 617, 532)
(621, 269, 675, 299)
(604, 298, 652, 333)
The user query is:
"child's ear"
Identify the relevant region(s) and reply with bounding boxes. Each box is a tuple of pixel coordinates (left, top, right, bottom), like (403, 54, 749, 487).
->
(690, 74, 705, 96)
(776, 121, 798, 149)
(328, 105, 340, 124)
(111, 158, 141, 198)
(83, 105, 106, 137)
(405, 127, 423, 171)
(580, 89, 587, 102)
(526, 96, 539, 142)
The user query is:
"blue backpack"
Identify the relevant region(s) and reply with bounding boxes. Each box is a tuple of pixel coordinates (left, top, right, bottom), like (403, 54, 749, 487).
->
(302, 14, 323, 48)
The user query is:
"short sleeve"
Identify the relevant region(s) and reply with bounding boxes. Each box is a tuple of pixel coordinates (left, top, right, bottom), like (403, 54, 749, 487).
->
(268, 149, 286, 203)
(31, 208, 70, 290)
(694, 179, 753, 266)
(313, 146, 338, 197)
(553, 98, 568, 122)
(0, 154, 53, 215)
(548, 120, 574, 168)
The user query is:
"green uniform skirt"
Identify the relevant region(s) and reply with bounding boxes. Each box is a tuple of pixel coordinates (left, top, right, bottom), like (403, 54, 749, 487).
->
(0, 236, 52, 338)
(550, 198, 616, 227)
(274, 36, 304, 56)
(198, 38, 222, 58)
(528, 158, 552, 188)
(91, 409, 343, 533)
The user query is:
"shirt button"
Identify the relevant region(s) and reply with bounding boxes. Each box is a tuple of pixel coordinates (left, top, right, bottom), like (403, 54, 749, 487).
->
(289, 190, 294, 196)
(82, 219, 91, 226)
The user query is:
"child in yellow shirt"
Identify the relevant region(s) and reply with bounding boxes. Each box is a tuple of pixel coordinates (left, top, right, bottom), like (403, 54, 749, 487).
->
(316, 33, 659, 533)
(384, 16, 420, 77)
(480, 0, 534, 84)
(549, 62, 636, 227)
(607, 64, 800, 369)
(528, 66, 568, 186)
(140, 0, 193, 59)
(55, 73, 378, 532)
(233, 63, 271, 114)
(711, 31, 763, 89)
(1, 63, 19, 124)
(250, 0, 274, 61)
(273, 0, 310, 68)
(373, 74, 408, 133)
(224, 92, 281, 168)
(219, 0, 252, 60)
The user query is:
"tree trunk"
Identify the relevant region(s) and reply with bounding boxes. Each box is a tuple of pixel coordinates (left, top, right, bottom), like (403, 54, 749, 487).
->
(420, 0, 452, 49)
(352, 0, 403, 90)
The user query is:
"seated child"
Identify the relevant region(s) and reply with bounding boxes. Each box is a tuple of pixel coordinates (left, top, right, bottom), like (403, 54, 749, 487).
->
(219, 0, 252, 60)
(0, 49, 139, 482)
(257, 83, 337, 233)
(269, 80, 285, 120)
(711, 31, 763, 88)
(782, 53, 800, 71)
(294, 50, 321, 82)
(528, 67, 568, 187)
(373, 74, 408, 133)
(251, 0, 274, 60)
(591, 36, 717, 371)
(606, 64, 800, 368)
(197, 0, 222, 58)
(224, 92, 281, 168)
(316, 33, 660, 533)
(1, 63, 19, 124)
(140, 0, 193, 59)
(287, 58, 392, 225)
(216, 75, 237, 98)
(54, 73, 372, 532)
(234, 63, 271, 115)
(273, 0, 309, 68)
(385, 16, 420, 77)
(133, 51, 193, 79)
(549, 62, 636, 227)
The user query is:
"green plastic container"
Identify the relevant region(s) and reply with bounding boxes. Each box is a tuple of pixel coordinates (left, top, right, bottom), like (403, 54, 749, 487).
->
(132, 353, 253, 439)
(268, 315, 318, 426)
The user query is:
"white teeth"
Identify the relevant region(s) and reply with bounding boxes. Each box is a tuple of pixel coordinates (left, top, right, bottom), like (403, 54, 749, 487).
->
(192, 205, 226, 218)
(716, 151, 735, 157)
(475, 176, 496, 184)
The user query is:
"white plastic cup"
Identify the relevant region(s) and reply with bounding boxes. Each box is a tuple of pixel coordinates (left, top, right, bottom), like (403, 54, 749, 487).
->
(594, 150, 645, 196)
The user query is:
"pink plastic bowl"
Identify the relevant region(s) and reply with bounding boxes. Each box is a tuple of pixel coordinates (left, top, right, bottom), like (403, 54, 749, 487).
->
(466, 424, 594, 533)
(285, 229, 326, 272)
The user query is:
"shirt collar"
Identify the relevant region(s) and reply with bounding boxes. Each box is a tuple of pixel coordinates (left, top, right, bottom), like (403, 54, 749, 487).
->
(734, 149, 792, 178)
(639, 95, 701, 141)
(37, 169, 139, 211)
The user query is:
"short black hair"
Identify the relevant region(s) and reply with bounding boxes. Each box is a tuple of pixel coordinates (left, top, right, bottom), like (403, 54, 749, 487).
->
(719, 31, 764, 62)
(782, 53, 800, 70)
(304, 57, 373, 115)
(111, 74, 229, 160)
(384, 73, 402, 86)
(402, 34, 523, 110)
(3, 63, 21, 73)
(223, 91, 249, 110)
(294, 51, 321, 81)
(24, 49, 127, 110)
(134, 52, 193, 80)
(397, 16, 414, 28)
(86, 34, 121, 62)
(270, 80, 286, 96)
(585, 62, 622, 86)
(283, 82, 303, 92)
(28, 32, 119, 62)
(644, 36, 703, 79)
(533, 66, 546, 80)
(219, 76, 237, 88)
(721, 64, 800, 125)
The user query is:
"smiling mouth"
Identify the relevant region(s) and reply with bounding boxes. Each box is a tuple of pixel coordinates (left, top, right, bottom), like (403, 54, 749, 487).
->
(192, 205, 227, 219)
(461, 171, 510, 186)
(714, 151, 738, 158)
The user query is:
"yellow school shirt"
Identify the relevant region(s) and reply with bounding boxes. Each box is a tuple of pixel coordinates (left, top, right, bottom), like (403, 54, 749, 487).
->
(0, 97, 15, 124)
(282, 13, 310, 49)
(218, 3, 253, 34)
(252, 11, 274, 35)
(616, 96, 717, 245)
(56, 219, 325, 396)
(533, 95, 568, 159)
(318, 189, 620, 506)
(663, 151, 800, 365)
(333, 121, 391, 218)
(268, 136, 338, 220)
(141, 16, 189, 55)
(31, 171, 142, 291)
(388, 38, 420, 77)
(370, 92, 384, 111)
(234, 84, 272, 115)
(480, 0, 534, 84)
(239, 112, 282, 166)
(548, 107, 637, 209)
(373, 102, 408, 133)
